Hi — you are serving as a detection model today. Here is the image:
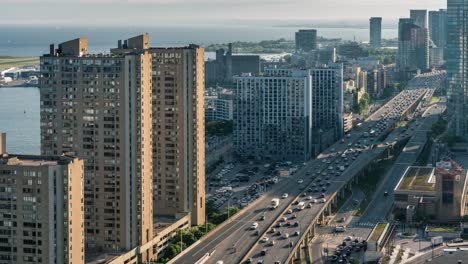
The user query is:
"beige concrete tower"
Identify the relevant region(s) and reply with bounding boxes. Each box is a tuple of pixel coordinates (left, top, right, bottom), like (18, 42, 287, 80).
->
(149, 46, 206, 226)
(0, 152, 84, 264)
(40, 37, 153, 259)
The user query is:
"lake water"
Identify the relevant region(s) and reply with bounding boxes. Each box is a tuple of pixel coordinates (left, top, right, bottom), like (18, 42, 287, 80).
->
(0, 87, 40, 154)
(0, 25, 398, 56)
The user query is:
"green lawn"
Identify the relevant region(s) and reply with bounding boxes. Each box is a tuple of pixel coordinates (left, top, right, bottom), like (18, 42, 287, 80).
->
(0, 56, 39, 69)
(427, 226, 459, 233)
(369, 223, 387, 242)
(430, 96, 440, 104)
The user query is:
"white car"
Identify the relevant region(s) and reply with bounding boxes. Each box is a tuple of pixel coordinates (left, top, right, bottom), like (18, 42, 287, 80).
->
(306, 196, 313, 200)
(251, 222, 259, 229)
(282, 193, 289, 199)
(321, 198, 327, 203)
(261, 237, 269, 243)
(297, 179, 304, 184)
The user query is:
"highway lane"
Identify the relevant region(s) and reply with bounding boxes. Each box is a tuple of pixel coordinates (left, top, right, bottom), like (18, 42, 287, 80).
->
(244, 90, 430, 264)
(360, 100, 446, 223)
(173, 75, 439, 264)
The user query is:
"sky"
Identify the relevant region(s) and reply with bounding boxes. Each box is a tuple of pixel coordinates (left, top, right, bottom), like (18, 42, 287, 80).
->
(1, 0, 447, 26)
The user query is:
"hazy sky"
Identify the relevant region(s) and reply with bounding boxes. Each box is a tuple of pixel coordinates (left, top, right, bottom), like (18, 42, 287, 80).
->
(1, 0, 447, 26)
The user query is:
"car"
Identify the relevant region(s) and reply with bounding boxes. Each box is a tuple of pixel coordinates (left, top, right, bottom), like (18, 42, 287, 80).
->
(260, 215, 266, 221)
(298, 179, 304, 184)
(283, 233, 290, 239)
(329, 255, 339, 262)
(257, 260, 264, 264)
(287, 209, 293, 214)
(268, 240, 276, 246)
(294, 231, 300, 236)
(261, 237, 269, 243)
(245, 257, 253, 264)
(280, 217, 287, 222)
(276, 230, 283, 236)
(288, 241, 294, 247)
(276, 222, 282, 228)
(269, 228, 276, 233)
(321, 198, 327, 203)
(291, 214, 297, 219)
(254, 230, 260, 236)
(355, 246, 361, 252)
(452, 238, 464, 243)
(282, 193, 289, 199)
(274, 261, 281, 264)
(345, 236, 353, 241)
(306, 196, 313, 200)
(301, 192, 307, 197)
(251, 222, 259, 229)
(293, 222, 299, 227)
(384, 191, 389, 196)
(261, 249, 267, 256)
(306, 203, 312, 208)
(286, 221, 291, 226)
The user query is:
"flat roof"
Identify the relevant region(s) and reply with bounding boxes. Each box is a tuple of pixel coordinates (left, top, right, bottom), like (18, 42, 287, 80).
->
(0, 154, 77, 167)
(396, 166, 436, 192)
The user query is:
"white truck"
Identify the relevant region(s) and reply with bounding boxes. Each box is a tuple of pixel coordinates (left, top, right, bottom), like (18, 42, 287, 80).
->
(271, 198, 280, 210)
(339, 166, 345, 172)
(431, 236, 443, 246)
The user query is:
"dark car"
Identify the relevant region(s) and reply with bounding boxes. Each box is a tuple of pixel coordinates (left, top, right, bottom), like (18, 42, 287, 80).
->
(261, 249, 267, 256)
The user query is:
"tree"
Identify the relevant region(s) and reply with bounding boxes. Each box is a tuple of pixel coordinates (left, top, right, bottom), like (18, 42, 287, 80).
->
(206, 120, 234, 136)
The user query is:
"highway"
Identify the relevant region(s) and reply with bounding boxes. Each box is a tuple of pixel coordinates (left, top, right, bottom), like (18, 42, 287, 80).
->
(360, 100, 446, 223)
(173, 72, 445, 264)
(243, 89, 430, 264)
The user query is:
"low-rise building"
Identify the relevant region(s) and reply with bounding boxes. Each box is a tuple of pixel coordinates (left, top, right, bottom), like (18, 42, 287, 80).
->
(343, 113, 353, 133)
(0, 134, 84, 264)
(394, 160, 468, 223)
(205, 87, 234, 121)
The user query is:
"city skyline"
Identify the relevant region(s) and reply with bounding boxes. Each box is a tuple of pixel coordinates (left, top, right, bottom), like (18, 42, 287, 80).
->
(1, 0, 446, 26)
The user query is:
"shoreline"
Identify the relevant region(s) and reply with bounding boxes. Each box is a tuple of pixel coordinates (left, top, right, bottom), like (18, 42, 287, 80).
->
(0, 84, 38, 88)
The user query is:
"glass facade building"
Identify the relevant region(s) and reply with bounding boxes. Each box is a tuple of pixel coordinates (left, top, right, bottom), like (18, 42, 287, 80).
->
(447, 0, 468, 137)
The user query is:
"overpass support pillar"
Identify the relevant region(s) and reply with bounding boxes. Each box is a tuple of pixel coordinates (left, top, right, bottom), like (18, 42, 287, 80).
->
(328, 203, 332, 216)
(355, 175, 359, 184)
(340, 188, 345, 199)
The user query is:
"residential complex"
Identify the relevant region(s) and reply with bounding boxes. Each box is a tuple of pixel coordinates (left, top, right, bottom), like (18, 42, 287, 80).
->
(0, 135, 84, 264)
(369, 17, 382, 48)
(447, 0, 468, 138)
(309, 64, 344, 153)
(397, 17, 429, 80)
(148, 46, 206, 226)
(234, 69, 313, 161)
(295, 29, 318, 52)
(410, 9, 428, 29)
(429, 9, 447, 50)
(234, 64, 343, 161)
(40, 38, 154, 257)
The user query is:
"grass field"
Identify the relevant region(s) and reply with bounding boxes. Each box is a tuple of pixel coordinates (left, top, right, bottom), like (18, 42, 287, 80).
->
(369, 223, 387, 242)
(0, 56, 39, 69)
